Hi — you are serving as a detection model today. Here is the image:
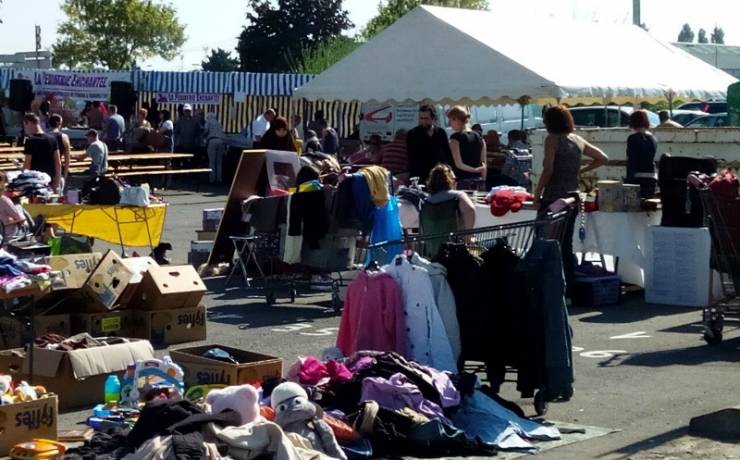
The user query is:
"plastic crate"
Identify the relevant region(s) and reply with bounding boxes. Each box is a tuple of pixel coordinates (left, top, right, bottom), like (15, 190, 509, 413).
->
(572, 273, 621, 307)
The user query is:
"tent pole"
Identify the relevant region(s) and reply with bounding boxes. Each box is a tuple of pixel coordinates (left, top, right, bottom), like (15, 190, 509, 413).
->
(668, 92, 674, 117)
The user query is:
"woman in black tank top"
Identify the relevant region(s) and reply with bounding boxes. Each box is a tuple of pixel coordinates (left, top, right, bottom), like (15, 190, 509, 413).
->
(447, 106, 487, 188)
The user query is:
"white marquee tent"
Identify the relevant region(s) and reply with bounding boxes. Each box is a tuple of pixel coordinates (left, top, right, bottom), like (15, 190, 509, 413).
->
(294, 5, 737, 105)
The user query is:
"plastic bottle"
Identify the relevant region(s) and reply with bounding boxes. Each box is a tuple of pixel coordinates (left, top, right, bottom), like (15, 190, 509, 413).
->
(104, 374, 121, 404)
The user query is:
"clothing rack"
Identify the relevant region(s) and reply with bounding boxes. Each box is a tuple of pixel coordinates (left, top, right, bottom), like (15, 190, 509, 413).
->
(365, 206, 577, 416)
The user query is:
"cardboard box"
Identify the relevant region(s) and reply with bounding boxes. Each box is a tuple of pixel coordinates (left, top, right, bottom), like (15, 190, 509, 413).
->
(0, 395, 58, 456)
(196, 230, 217, 241)
(0, 314, 71, 350)
(82, 250, 136, 312)
(132, 305, 207, 346)
(0, 339, 154, 409)
(117, 257, 158, 308)
(190, 240, 214, 253)
(44, 253, 102, 291)
(171, 344, 282, 387)
(72, 311, 134, 337)
(139, 265, 207, 310)
(202, 208, 223, 232)
(187, 251, 210, 269)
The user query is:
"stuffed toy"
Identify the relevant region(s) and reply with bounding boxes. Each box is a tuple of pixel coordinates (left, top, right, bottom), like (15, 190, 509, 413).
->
(271, 382, 347, 460)
(0, 374, 13, 405)
(206, 384, 260, 426)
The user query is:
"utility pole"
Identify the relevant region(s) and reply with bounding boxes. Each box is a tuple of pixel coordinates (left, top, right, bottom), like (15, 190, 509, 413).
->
(632, 0, 641, 26)
(34, 25, 41, 69)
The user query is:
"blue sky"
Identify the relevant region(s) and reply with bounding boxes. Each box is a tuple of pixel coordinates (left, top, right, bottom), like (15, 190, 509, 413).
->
(0, 0, 737, 71)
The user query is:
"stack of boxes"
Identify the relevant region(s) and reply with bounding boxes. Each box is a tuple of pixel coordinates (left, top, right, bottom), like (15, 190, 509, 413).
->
(188, 208, 223, 268)
(3, 250, 209, 349)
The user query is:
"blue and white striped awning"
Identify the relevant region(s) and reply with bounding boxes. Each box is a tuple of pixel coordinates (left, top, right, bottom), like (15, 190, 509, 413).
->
(1, 69, 316, 98)
(0, 69, 13, 91)
(232, 72, 314, 97)
(132, 70, 234, 94)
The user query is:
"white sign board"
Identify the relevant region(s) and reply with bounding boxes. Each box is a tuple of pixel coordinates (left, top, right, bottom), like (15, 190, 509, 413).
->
(13, 69, 130, 101)
(359, 103, 419, 141)
(645, 226, 711, 307)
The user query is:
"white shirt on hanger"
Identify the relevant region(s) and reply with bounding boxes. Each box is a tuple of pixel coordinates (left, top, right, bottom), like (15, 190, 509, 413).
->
(383, 255, 457, 372)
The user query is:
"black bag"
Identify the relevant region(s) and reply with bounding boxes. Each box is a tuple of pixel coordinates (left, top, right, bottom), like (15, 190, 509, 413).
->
(82, 176, 121, 205)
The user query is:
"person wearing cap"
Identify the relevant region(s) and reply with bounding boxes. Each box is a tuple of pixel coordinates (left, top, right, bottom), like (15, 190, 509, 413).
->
(174, 103, 202, 154)
(82, 129, 109, 177)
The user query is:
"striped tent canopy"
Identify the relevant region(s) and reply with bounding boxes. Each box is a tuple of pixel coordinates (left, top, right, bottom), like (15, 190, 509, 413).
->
(0, 68, 14, 91)
(232, 72, 314, 97)
(133, 71, 234, 94)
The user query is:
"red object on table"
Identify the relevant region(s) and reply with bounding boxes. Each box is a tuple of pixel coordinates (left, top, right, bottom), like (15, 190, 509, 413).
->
(490, 190, 533, 216)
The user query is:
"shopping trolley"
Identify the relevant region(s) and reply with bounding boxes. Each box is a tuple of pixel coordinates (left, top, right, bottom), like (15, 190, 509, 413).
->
(688, 174, 740, 345)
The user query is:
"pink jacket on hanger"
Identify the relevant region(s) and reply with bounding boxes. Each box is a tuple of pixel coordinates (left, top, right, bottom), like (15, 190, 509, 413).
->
(337, 270, 406, 356)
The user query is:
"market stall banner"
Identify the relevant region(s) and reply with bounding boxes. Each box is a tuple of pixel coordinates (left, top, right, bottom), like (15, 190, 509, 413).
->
(13, 69, 131, 101)
(156, 93, 221, 105)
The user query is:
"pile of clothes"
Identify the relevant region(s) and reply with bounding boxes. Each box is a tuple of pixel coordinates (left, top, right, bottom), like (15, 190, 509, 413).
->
(0, 248, 51, 293)
(62, 350, 561, 460)
(486, 186, 533, 217)
(8, 170, 52, 198)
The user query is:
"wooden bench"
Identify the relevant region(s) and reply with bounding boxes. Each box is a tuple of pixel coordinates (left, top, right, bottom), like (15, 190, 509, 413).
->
(110, 168, 211, 177)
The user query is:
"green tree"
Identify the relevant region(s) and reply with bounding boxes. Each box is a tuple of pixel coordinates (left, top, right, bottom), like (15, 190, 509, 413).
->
(677, 23, 695, 42)
(698, 28, 708, 43)
(237, 0, 352, 72)
(52, 0, 186, 69)
(711, 26, 725, 44)
(202, 48, 240, 72)
(363, 0, 488, 39)
(289, 36, 361, 74)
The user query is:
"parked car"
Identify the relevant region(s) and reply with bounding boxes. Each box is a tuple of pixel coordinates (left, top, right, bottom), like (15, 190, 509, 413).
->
(668, 109, 706, 126)
(676, 101, 727, 114)
(684, 112, 729, 128)
(568, 106, 660, 128)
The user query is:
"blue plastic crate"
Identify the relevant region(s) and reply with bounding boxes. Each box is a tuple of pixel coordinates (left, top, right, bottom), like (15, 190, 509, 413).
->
(572, 273, 621, 307)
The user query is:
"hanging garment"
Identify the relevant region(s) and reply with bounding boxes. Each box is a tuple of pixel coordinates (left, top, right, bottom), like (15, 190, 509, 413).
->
(289, 190, 330, 249)
(360, 373, 450, 423)
(336, 270, 406, 356)
(368, 196, 403, 266)
(359, 166, 390, 207)
(451, 390, 560, 452)
(516, 239, 574, 401)
(409, 253, 461, 362)
(350, 174, 376, 230)
(382, 255, 457, 373)
(480, 242, 523, 391)
(434, 243, 485, 364)
(282, 194, 303, 264)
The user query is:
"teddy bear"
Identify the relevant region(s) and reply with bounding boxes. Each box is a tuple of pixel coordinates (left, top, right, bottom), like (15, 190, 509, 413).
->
(271, 382, 347, 460)
(206, 384, 260, 426)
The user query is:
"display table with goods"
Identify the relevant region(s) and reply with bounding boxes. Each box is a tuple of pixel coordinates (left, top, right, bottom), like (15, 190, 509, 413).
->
(24, 203, 167, 250)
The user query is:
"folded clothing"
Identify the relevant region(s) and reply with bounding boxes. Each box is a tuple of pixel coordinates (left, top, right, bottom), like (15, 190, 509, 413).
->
(489, 189, 533, 217)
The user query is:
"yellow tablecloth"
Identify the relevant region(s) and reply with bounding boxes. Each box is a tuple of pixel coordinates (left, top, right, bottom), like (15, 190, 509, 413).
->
(24, 203, 167, 248)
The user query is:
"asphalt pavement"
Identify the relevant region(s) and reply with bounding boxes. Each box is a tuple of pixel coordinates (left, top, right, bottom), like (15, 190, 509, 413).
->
(60, 184, 740, 459)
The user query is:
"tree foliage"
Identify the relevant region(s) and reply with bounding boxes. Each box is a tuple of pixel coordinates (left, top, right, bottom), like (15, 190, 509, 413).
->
(289, 36, 361, 75)
(711, 26, 725, 44)
(237, 0, 353, 72)
(363, 0, 488, 39)
(202, 48, 240, 72)
(698, 28, 708, 43)
(677, 23, 695, 43)
(52, 0, 186, 69)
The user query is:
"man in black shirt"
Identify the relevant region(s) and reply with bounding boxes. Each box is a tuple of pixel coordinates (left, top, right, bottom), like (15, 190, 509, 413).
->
(406, 104, 452, 183)
(22, 113, 61, 191)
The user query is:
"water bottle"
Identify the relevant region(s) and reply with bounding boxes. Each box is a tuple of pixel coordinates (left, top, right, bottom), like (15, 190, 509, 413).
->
(104, 374, 121, 404)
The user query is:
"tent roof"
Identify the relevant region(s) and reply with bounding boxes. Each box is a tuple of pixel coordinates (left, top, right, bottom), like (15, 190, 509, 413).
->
(294, 5, 738, 105)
